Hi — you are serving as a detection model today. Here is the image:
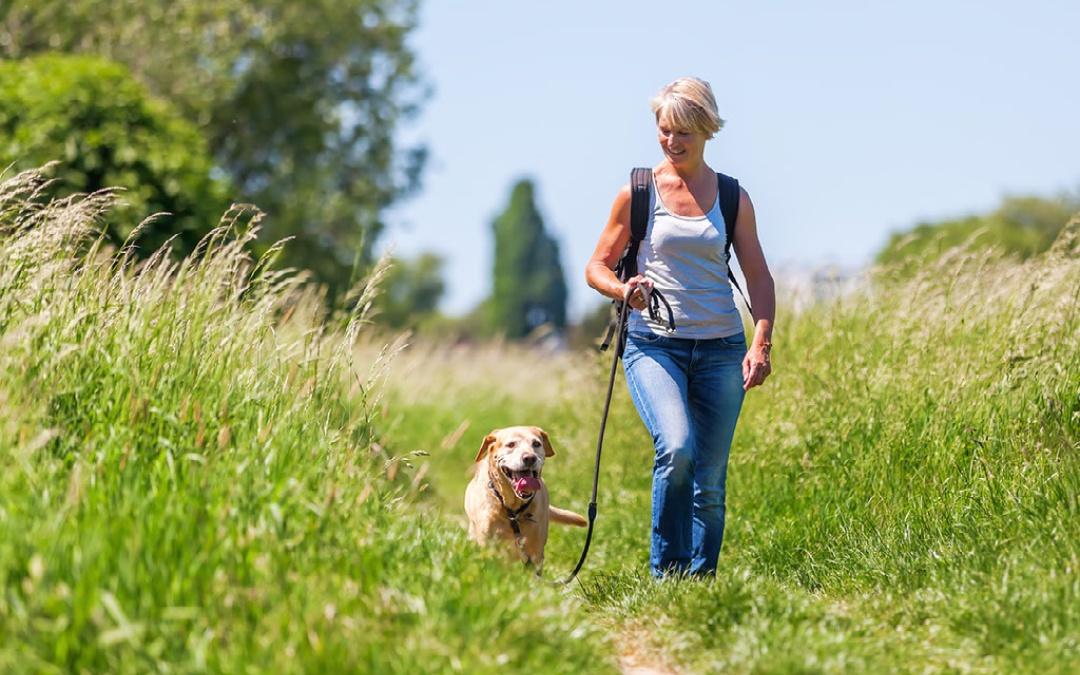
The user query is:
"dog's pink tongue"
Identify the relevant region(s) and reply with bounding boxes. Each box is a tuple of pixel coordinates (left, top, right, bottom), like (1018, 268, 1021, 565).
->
(514, 475, 541, 493)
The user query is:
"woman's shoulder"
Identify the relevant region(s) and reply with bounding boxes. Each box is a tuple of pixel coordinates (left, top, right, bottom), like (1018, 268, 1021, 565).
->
(610, 182, 633, 210)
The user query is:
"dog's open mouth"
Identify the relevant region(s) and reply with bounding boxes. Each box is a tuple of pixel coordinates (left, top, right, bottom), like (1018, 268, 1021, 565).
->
(501, 466, 542, 497)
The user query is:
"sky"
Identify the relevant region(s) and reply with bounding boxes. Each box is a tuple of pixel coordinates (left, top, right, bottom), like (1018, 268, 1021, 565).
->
(383, 0, 1080, 318)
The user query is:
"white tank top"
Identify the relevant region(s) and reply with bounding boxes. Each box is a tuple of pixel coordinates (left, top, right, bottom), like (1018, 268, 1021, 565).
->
(627, 175, 743, 339)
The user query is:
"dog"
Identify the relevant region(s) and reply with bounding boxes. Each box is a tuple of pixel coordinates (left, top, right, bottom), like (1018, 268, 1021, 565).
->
(464, 426, 587, 574)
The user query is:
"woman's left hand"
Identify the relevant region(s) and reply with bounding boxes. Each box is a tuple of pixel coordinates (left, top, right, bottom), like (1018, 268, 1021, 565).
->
(742, 342, 772, 391)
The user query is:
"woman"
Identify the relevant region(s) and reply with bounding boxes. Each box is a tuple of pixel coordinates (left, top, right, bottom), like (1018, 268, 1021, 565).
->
(585, 77, 775, 577)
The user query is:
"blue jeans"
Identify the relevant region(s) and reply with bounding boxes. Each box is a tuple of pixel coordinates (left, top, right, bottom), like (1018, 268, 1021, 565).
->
(623, 330, 746, 577)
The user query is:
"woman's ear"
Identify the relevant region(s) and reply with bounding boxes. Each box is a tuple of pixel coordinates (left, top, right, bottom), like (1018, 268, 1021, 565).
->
(535, 427, 555, 458)
(474, 432, 499, 463)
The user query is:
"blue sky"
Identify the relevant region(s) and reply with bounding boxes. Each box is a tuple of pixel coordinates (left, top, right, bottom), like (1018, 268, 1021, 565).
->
(384, 0, 1080, 317)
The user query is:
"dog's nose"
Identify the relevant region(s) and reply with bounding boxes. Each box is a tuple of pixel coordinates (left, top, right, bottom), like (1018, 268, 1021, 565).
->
(522, 453, 538, 467)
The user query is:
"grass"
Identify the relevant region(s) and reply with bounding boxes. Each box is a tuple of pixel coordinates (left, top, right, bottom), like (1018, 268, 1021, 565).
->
(2, 164, 1077, 673)
(0, 168, 613, 673)
(381, 219, 1080, 673)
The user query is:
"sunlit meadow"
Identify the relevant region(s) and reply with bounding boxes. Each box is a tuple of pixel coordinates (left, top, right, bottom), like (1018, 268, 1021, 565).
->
(0, 168, 611, 673)
(382, 216, 1079, 673)
(2, 165, 1077, 673)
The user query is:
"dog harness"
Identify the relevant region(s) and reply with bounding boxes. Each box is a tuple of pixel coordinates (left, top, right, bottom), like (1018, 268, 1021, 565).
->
(488, 474, 536, 569)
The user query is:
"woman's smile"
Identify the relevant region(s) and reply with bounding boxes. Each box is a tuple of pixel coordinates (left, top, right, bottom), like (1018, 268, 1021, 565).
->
(658, 124, 704, 163)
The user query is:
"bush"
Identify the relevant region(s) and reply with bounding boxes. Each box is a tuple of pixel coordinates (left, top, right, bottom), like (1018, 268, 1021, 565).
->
(0, 54, 230, 255)
(877, 193, 1079, 266)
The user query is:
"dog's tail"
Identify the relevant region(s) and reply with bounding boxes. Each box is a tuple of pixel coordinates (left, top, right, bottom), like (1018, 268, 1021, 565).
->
(549, 505, 588, 527)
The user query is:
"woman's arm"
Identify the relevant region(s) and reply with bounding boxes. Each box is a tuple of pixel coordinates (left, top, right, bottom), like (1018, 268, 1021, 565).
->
(732, 188, 775, 390)
(585, 185, 650, 310)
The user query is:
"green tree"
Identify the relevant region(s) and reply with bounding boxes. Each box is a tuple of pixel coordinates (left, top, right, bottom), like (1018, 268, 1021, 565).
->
(1, 0, 427, 295)
(0, 54, 229, 253)
(877, 193, 1080, 266)
(490, 179, 568, 339)
(567, 300, 617, 351)
(374, 252, 446, 329)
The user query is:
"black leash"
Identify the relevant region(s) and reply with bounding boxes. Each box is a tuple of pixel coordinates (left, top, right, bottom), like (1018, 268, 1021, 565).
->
(560, 285, 676, 585)
(559, 292, 637, 585)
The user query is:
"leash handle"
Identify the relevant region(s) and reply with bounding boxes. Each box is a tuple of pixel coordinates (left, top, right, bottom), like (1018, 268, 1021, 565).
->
(560, 295, 629, 585)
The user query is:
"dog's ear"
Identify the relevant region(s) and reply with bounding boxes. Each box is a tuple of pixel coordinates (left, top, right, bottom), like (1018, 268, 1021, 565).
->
(474, 432, 498, 463)
(534, 427, 555, 458)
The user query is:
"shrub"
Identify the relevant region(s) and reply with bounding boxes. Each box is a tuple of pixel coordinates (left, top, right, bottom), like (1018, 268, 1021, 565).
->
(0, 53, 230, 255)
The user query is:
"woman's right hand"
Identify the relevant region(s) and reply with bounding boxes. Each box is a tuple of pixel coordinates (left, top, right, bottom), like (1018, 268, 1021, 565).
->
(623, 275, 654, 311)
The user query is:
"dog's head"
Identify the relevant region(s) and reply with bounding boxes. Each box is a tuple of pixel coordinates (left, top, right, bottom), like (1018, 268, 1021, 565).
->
(475, 426, 555, 500)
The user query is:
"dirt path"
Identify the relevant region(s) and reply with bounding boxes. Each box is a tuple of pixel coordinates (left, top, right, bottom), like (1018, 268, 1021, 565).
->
(616, 625, 678, 675)
(620, 658, 676, 675)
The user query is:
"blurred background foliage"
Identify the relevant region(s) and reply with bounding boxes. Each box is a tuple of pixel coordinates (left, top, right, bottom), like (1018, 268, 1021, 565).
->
(490, 179, 568, 340)
(0, 54, 230, 253)
(0, 0, 1075, 340)
(877, 193, 1080, 266)
(1, 0, 427, 297)
(373, 251, 445, 330)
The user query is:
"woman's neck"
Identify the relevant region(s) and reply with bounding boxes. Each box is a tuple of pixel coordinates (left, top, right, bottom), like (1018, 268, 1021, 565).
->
(660, 157, 712, 185)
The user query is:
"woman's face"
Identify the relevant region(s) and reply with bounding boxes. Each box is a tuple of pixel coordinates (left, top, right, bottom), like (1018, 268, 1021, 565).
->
(657, 122, 706, 166)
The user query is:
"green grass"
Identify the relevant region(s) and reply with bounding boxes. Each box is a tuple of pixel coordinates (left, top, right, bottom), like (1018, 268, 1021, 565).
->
(0, 169, 614, 673)
(2, 164, 1078, 673)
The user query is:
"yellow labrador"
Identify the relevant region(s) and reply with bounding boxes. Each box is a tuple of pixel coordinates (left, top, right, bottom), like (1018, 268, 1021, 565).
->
(464, 426, 586, 573)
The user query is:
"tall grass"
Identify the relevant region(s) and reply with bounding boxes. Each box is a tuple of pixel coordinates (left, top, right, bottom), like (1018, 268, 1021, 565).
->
(0, 168, 614, 673)
(384, 219, 1079, 673)
(4, 161, 1076, 672)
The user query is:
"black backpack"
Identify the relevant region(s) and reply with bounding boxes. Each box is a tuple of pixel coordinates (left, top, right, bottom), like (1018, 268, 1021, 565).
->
(599, 167, 750, 353)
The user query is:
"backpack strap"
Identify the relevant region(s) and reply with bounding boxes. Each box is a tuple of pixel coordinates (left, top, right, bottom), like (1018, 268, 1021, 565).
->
(717, 172, 740, 262)
(717, 172, 753, 319)
(629, 167, 652, 248)
(600, 167, 661, 353)
(613, 167, 652, 282)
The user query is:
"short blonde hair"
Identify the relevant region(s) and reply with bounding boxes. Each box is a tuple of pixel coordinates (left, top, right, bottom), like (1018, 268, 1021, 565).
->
(650, 77, 724, 139)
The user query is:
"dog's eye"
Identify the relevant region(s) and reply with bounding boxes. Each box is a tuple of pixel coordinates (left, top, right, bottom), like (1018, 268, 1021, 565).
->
(506, 441, 516, 448)
(532, 440, 542, 448)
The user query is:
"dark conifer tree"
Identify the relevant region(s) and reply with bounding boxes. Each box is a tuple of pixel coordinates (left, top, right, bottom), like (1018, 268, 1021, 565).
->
(491, 179, 568, 338)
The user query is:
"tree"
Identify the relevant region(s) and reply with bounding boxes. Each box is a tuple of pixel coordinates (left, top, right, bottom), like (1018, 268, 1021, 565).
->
(1, 0, 427, 295)
(877, 193, 1080, 266)
(374, 252, 446, 329)
(490, 180, 568, 339)
(567, 300, 617, 351)
(0, 54, 229, 253)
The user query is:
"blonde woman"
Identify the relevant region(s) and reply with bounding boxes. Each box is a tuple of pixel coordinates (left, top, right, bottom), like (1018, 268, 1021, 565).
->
(586, 77, 775, 577)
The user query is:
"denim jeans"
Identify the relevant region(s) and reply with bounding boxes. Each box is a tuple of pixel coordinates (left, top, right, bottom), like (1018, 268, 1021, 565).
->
(623, 330, 746, 577)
